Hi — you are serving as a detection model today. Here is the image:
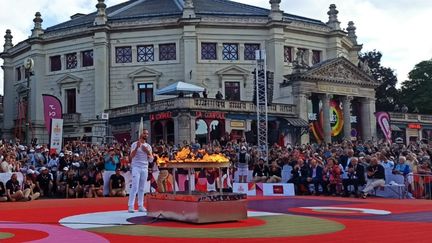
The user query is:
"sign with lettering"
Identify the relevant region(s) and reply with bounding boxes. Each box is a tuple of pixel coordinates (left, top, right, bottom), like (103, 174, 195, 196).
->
(230, 120, 245, 128)
(408, 123, 421, 129)
(317, 84, 359, 95)
(196, 111, 225, 120)
(150, 112, 172, 121)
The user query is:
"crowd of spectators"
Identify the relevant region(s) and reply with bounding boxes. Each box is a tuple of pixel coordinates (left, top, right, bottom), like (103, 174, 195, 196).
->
(1, 136, 432, 202)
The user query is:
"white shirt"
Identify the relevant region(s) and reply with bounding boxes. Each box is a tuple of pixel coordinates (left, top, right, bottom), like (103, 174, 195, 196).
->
(130, 141, 153, 168)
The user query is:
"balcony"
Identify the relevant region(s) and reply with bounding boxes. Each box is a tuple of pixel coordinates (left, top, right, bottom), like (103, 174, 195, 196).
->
(389, 112, 432, 123)
(63, 113, 81, 124)
(109, 98, 296, 118)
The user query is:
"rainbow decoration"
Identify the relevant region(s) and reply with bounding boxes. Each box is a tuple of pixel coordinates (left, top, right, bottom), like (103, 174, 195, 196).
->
(310, 99, 344, 142)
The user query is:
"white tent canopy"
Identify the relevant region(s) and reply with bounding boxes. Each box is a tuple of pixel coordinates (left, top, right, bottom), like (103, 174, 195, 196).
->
(156, 81, 205, 95)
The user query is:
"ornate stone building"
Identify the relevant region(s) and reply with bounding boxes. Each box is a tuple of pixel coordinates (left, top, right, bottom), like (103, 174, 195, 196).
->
(0, 0, 379, 145)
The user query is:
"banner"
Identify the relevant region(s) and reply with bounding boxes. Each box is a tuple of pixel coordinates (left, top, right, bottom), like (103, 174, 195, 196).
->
(376, 112, 392, 143)
(50, 118, 63, 153)
(42, 94, 63, 133)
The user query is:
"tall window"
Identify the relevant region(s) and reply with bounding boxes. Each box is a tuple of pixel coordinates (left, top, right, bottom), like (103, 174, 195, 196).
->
(244, 43, 260, 60)
(137, 45, 154, 62)
(66, 53, 77, 69)
(82, 50, 93, 67)
(138, 83, 154, 104)
(284, 46, 292, 63)
(222, 43, 238, 60)
(66, 89, 76, 114)
(312, 50, 321, 65)
(16, 67, 21, 81)
(115, 46, 132, 63)
(225, 82, 240, 101)
(201, 43, 217, 60)
(159, 43, 176, 61)
(50, 55, 61, 71)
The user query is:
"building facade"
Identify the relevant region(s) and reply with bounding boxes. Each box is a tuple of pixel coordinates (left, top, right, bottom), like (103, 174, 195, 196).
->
(1, 0, 379, 146)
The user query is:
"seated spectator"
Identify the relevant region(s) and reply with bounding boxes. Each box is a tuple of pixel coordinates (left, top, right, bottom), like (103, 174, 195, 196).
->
(288, 159, 309, 194)
(342, 157, 365, 197)
(57, 167, 69, 197)
(80, 174, 93, 198)
(361, 157, 385, 199)
(91, 172, 104, 198)
(322, 157, 342, 196)
(6, 173, 28, 201)
(109, 168, 126, 197)
(23, 172, 40, 201)
(393, 156, 410, 176)
(252, 158, 269, 183)
(36, 167, 53, 197)
(66, 170, 81, 198)
(267, 161, 282, 183)
(0, 181, 7, 202)
(306, 159, 323, 195)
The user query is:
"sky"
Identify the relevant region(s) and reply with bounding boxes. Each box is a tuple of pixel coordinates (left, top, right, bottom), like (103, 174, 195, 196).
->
(0, 0, 431, 95)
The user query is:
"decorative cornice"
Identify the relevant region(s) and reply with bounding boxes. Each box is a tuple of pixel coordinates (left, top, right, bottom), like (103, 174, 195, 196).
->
(56, 74, 83, 95)
(216, 65, 250, 88)
(128, 66, 162, 89)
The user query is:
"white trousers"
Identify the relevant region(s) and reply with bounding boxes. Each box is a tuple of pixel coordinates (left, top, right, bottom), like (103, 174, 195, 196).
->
(128, 166, 148, 208)
(362, 179, 385, 195)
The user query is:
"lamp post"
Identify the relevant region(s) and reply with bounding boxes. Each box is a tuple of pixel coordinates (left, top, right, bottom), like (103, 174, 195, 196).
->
(23, 58, 34, 145)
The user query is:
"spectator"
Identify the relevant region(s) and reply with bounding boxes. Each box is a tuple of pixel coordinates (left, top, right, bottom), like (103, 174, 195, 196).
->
(80, 174, 93, 198)
(109, 168, 126, 197)
(252, 158, 269, 182)
(342, 157, 365, 197)
(66, 170, 81, 198)
(307, 158, 323, 195)
(0, 181, 7, 202)
(267, 160, 282, 183)
(23, 172, 40, 201)
(393, 156, 411, 176)
(91, 172, 104, 198)
(215, 91, 223, 100)
(323, 157, 342, 196)
(105, 148, 119, 171)
(289, 158, 309, 194)
(361, 157, 385, 199)
(36, 167, 53, 197)
(6, 173, 28, 201)
(236, 146, 250, 183)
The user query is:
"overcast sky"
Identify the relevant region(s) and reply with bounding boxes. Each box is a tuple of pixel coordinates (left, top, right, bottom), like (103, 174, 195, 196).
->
(1, 0, 431, 95)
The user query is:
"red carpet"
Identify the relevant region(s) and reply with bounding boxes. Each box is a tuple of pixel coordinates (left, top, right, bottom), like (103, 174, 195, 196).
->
(0, 196, 431, 242)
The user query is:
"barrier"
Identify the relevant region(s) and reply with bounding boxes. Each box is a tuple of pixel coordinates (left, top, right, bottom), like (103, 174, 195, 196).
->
(412, 173, 432, 199)
(233, 182, 295, 196)
(0, 172, 24, 187)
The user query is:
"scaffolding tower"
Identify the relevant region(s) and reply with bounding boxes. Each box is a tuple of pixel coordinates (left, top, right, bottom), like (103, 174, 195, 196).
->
(254, 50, 268, 162)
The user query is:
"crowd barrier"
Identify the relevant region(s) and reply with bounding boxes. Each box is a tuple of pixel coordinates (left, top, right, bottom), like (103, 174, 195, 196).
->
(412, 173, 432, 199)
(0, 172, 24, 187)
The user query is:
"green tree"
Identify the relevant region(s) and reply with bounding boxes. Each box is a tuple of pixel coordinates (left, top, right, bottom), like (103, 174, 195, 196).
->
(359, 51, 400, 112)
(400, 59, 432, 113)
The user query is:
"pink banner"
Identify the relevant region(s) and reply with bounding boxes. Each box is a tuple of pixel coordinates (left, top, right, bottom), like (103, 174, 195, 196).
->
(42, 94, 63, 133)
(376, 112, 392, 143)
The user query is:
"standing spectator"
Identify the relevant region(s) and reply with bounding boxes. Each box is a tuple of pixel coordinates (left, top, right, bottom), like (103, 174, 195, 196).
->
(361, 157, 385, 199)
(110, 168, 126, 197)
(236, 146, 250, 183)
(215, 91, 223, 100)
(105, 148, 119, 171)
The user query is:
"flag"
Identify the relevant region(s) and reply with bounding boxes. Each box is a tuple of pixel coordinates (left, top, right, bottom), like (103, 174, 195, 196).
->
(375, 112, 392, 143)
(42, 94, 63, 133)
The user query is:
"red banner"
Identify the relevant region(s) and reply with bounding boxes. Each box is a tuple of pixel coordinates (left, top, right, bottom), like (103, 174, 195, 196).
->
(42, 94, 63, 133)
(376, 112, 392, 143)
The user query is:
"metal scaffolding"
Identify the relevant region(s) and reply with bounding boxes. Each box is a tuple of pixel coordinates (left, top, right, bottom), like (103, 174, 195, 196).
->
(254, 50, 268, 162)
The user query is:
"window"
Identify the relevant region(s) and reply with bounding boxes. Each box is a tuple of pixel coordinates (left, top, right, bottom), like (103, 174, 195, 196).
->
(137, 45, 154, 62)
(82, 50, 93, 67)
(225, 82, 240, 101)
(222, 43, 238, 60)
(159, 43, 176, 61)
(312, 50, 321, 65)
(16, 67, 21, 81)
(66, 53, 77, 69)
(284, 46, 292, 63)
(201, 43, 217, 60)
(66, 89, 76, 114)
(138, 83, 154, 104)
(115, 46, 132, 63)
(50, 55, 61, 71)
(244, 43, 260, 60)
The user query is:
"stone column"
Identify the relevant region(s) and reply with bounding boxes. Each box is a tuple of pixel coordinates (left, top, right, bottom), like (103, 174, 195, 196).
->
(294, 92, 310, 144)
(93, 30, 109, 116)
(342, 96, 352, 141)
(321, 94, 332, 144)
(360, 97, 376, 142)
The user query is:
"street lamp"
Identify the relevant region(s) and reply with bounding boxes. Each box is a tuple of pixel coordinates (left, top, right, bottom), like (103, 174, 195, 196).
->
(23, 57, 34, 145)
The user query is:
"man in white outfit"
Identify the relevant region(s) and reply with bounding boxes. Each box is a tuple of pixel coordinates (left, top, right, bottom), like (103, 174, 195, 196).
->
(128, 129, 154, 213)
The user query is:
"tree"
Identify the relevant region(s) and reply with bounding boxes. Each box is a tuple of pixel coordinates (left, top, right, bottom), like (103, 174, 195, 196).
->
(359, 51, 400, 112)
(399, 59, 432, 113)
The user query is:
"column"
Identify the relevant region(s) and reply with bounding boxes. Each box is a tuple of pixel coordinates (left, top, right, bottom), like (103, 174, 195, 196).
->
(342, 96, 352, 141)
(360, 97, 376, 142)
(183, 25, 197, 83)
(94, 30, 109, 116)
(294, 92, 310, 144)
(321, 94, 332, 144)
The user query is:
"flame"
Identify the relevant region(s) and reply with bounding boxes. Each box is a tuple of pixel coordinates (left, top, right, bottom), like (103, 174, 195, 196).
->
(156, 147, 229, 164)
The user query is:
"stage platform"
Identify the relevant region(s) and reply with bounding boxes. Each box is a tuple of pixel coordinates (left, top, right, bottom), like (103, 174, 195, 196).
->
(1, 196, 432, 242)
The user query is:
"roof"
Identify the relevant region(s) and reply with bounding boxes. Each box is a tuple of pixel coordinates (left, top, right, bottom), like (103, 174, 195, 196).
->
(45, 0, 325, 32)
